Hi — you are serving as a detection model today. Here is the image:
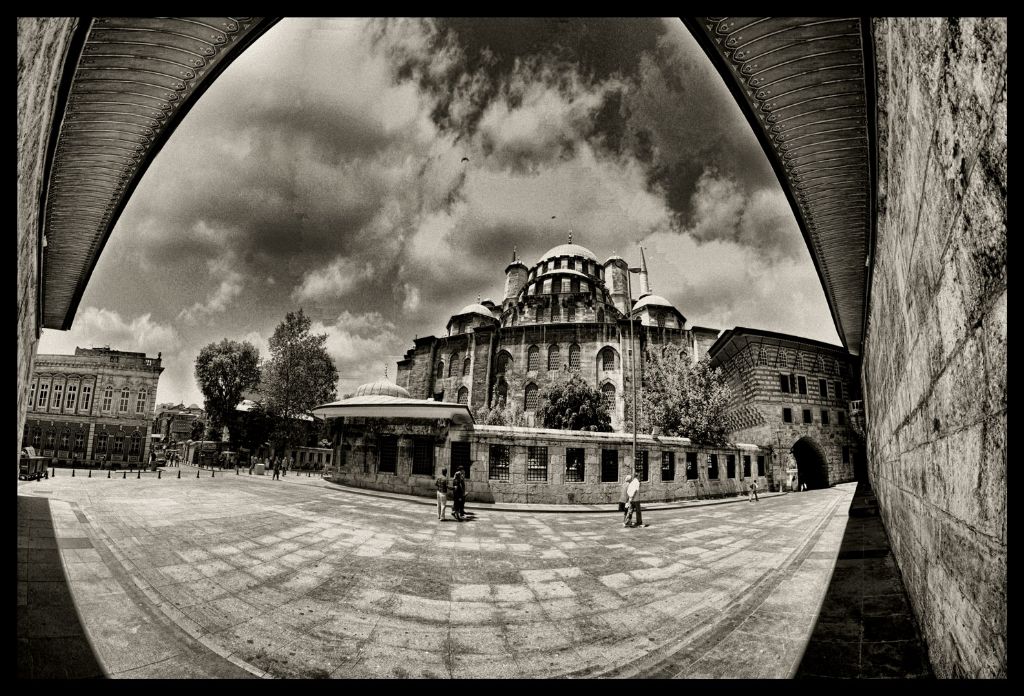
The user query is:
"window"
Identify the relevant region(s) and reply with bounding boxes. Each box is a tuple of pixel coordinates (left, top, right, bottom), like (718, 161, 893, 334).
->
(449, 353, 460, 377)
(28, 382, 36, 409)
(568, 258, 575, 270)
(819, 379, 828, 398)
(451, 441, 471, 479)
(757, 455, 765, 477)
(757, 347, 769, 366)
(570, 278, 580, 292)
(686, 452, 698, 480)
(779, 374, 790, 392)
(45, 429, 55, 450)
(496, 380, 508, 407)
(52, 384, 64, 410)
(743, 455, 751, 478)
(553, 258, 561, 269)
(601, 449, 618, 482)
(802, 409, 813, 424)
(821, 410, 830, 425)
(567, 304, 576, 322)
(119, 388, 130, 412)
(435, 361, 444, 379)
(457, 387, 469, 405)
(568, 344, 581, 371)
(842, 445, 850, 464)
(601, 383, 615, 409)
(561, 278, 571, 293)
(113, 434, 124, 454)
(656, 315, 666, 328)
(550, 303, 558, 322)
(102, 386, 112, 411)
(434, 392, 444, 402)
(60, 431, 69, 450)
(797, 376, 807, 395)
(74, 431, 84, 452)
(543, 279, 552, 294)
(661, 451, 675, 481)
(524, 383, 539, 411)
(31, 428, 41, 449)
(635, 450, 649, 481)
(496, 351, 511, 375)
(96, 432, 108, 454)
(412, 438, 434, 476)
(818, 355, 826, 373)
(708, 454, 719, 479)
(136, 389, 147, 414)
(527, 345, 540, 371)
(597, 309, 605, 323)
(378, 436, 397, 473)
(489, 444, 510, 481)
(463, 357, 471, 377)
(38, 383, 49, 410)
(726, 454, 736, 479)
(527, 446, 548, 482)
(834, 381, 843, 400)
(66, 384, 78, 411)
(566, 448, 585, 482)
(129, 432, 141, 456)
(547, 344, 560, 371)
(783, 408, 793, 423)
(600, 347, 616, 371)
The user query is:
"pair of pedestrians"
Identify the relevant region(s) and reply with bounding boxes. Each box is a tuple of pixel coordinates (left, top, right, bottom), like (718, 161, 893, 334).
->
(618, 473, 647, 528)
(435, 467, 467, 521)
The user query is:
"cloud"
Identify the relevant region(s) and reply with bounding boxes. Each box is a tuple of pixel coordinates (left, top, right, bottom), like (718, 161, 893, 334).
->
(177, 270, 244, 323)
(291, 257, 376, 303)
(310, 311, 408, 392)
(39, 307, 181, 357)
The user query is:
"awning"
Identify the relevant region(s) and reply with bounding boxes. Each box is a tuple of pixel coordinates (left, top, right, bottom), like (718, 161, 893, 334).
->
(312, 395, 474, 425)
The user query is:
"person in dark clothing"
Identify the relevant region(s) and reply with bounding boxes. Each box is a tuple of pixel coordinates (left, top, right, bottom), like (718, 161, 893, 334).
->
(452, 467, 466, 521)
(272, 457, 280, 480)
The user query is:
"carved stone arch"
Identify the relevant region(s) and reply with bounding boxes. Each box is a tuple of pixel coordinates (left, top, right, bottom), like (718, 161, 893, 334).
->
(597, 345, 619, 372)
(496, 350, 513, 375)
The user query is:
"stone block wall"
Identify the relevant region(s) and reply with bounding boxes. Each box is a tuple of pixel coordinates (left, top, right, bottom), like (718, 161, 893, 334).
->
(865, 17, 1006, 678)
(17, 18, 80, 459)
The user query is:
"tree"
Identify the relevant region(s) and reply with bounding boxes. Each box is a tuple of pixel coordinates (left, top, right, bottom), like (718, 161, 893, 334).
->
(194, 339, 261, 446)
(190, 419, 205, 441)
(475, 366, 528, 427)
(536, 370, 612, 432)
(261, 309, 338, 451)
(625, 348, 732, 445)
(234, 401, 275, 454)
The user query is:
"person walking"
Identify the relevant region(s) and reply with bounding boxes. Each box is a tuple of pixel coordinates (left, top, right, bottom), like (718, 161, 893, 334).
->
(435, 468, 449, 521)
(272, 457, 280, 480)
(452, 467, 466, 521)
(625, 473, 646, 527)
(619, 474, 633, 525)
(749, 479, 759, 502)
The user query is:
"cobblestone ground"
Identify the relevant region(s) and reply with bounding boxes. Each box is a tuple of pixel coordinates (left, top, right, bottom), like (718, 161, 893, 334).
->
(18, 469, 855, 678)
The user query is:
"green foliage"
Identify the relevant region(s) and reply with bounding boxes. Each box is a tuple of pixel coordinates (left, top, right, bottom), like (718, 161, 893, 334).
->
(194, 339, 261, 446)
(261, 309, 339, 450)
(536, 370, 612, 432)
(625, 348, 732, 445)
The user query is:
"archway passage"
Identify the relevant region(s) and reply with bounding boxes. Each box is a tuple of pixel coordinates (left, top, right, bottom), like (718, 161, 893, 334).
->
(792, 437, 829, 490)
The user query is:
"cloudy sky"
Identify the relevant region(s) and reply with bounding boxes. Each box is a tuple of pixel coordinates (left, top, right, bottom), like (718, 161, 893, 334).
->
(38, 17, 839, 406)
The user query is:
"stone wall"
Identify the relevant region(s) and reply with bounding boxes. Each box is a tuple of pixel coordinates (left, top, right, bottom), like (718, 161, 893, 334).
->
(17, 18, 80, 458)
(865, 17, 1006, 678)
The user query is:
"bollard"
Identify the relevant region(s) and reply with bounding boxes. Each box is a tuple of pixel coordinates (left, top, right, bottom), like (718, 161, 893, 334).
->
(52, 467, 56, 477)
(236, 467, 239, 475)
(177, 469, 181, 479)
(137, 469, 141, 479)
(88, 469, 91, 478)
(197, 469, 200, 479)
(72, 468, 75, 477)
(211, 469, 215, 478)
(122, 471, 126, 479)
(158, 469, 161, 479)
(107, 470, 111, 479)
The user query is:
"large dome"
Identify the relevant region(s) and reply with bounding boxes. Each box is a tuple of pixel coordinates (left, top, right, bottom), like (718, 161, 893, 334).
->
(538, 243, 598, 263)
(454, 303, 497, 318)
(354, 379, 411, 398)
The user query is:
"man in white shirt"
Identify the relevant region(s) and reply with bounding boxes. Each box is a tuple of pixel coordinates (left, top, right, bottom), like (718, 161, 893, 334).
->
(624, 473, 647, 527)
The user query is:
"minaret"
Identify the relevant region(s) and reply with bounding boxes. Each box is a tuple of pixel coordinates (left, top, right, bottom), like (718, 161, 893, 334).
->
(638, 245, 651, 298)
(503, 246, 528, 311)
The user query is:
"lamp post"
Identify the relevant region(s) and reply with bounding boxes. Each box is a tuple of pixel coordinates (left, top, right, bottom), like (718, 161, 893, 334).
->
(624, 265, 642, 478)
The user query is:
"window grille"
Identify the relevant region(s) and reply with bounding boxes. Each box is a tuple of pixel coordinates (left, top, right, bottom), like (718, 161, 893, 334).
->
(543, 279, 552, 294)
(66, 384, 78, 411)
(726, 454, 736, 478)
(528, 345, 540, 371)
(601, 383, 615, 408)
(568, 344, 581, 371)
(686, 452, 698, 480)
(119, 388, 130, 412)
(449, 353, 460, 377)
(527, 446, 548, 482)
(661, 451, 675, 481)
(457, 387, 469, 404)
(757, 348, 769, 366)
(757, 455, 765, 476)
(52, 384, 64, 410)
(743, 455, 751, 477)
(489, 444, 510, 481)
(783, 408, 793, 423)
(547, 345, 560, 371)
(129, 432, 141, 455)
(497, 352, 511, 374)
(601, 449, 618, 482)
(451, 441, 471, 479)
(566, 448, 585, 482)
(524, 384, 539, 410)
(378, 436, 397, 473)
(412, 437, 434, 475)
(137, 390, 147, 414)
(550, 303, 558, 322)
(657, 315, 665, 328)
(708, 454, 719, 479)
(634, 450, 649, 481)
(601, 348, 616, 371)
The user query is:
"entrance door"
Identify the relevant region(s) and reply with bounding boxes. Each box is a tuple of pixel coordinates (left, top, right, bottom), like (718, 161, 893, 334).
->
(791, 437, 829, 489)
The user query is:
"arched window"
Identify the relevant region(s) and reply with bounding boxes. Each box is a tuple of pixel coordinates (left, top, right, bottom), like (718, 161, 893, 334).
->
(600, 347, 617, 371)
(102, 385, 113, 412)
(524, 383, 539, 411)
(757, 347, 769, 366)
(52, 383, 64, 410)
(496, 351, 512, 374)
(457, 387, 469, 405)
(119, 387, 130, 412)
(113, 434, 124, 454)
(527, 345, 540, 372)
(74, 430, 84, 452)
(45, 429, 55, 449)
(59, 430, 69, 450)
(435, 361, 444, 379)
(449, 353, 460, 377)
(601, 383, 616, 408)
(568, 344, 581, 371)
(129, 432, 141, 455)
(496, 380, 508, 406)
(463, 357, 471, 376)
(547, 344, 560, 371)
(817, 355, 825, 373)
(136, 389, 147, 414)
(31, 428, 41, 449)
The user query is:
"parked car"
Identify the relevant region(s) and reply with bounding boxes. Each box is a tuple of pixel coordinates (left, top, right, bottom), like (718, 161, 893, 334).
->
(19, 447, 49, 481)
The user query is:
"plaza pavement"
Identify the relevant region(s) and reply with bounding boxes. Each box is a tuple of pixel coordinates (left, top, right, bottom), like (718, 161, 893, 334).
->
(19, 465, 859, 678)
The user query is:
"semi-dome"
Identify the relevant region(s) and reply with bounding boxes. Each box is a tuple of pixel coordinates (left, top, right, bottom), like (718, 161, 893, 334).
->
(538, 243, 598, 263)
(632, 294, 676, 311)
(354, 379, 411, 398)
(454, 303, 498, 318)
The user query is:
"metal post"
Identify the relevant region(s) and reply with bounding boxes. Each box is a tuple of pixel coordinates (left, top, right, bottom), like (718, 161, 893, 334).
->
(107, 469, 111, 478)
(177, 469, 181, 479)
(626, 269, 637, 479)
(88, 469, 91, 478)
(197, 469, 200, 478)
(158, 469, 162, 479)
(137, 468, 141, 479)
(72, 468, 75, 477)
(211, 469, 215, 478)
(122, 470, 126, 479)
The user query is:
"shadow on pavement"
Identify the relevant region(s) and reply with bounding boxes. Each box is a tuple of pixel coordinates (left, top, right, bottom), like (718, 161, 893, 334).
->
(794, 481, 933, 679)
(17, 495, 105, 679)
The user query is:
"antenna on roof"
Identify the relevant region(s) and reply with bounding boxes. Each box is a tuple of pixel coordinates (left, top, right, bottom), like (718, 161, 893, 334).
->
(568, 229, 572, 245)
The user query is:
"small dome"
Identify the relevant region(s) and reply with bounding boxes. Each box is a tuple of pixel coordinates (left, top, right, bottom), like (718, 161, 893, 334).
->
(539, 243, 598, 263)
(632, 294, 676, 311)
(354, 379, 411, 398)
(455, 303, 498, 318)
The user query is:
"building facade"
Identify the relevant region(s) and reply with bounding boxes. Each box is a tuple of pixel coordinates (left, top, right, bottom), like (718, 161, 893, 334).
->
(707, 327, 863, 490)
(23, 346, 163, 466)
(396, 242, 720, 429)
(153, 403, 206, 444)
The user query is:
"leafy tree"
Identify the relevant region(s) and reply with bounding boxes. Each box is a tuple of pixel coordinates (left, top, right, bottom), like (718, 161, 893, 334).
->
(234, 401, 275, 454)
(190, 419, 205, 441)
(625, 348, 732, 445)
(536, 370, 612, 432)
(261, 309, 338, 451)
(194, 339, 261, 446)
(475, 367, 528, 427)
